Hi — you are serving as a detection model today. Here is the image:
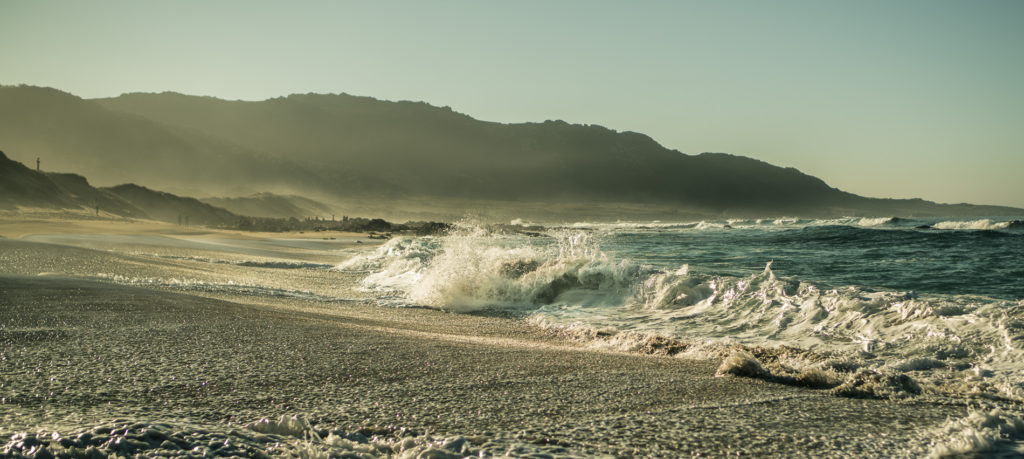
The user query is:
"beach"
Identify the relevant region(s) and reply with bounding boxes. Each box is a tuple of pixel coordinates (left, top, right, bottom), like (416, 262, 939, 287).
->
(0, 215, 1017, 457)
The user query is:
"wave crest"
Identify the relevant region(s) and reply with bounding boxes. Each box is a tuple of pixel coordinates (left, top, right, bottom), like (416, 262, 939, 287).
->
(933, 219, 1024, 231)
(343, 223, 1024, 401)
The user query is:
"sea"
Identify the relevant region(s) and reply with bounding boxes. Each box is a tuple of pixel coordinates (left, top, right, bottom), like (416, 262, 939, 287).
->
(341, 216, 1024, 401)
(5, 215, 1024, 456)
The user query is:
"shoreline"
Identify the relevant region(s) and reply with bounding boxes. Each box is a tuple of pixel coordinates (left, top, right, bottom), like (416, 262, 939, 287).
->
(0, 209, 374, 242)
(0, 215, 1017, 456)
(0, 274, 985, 457)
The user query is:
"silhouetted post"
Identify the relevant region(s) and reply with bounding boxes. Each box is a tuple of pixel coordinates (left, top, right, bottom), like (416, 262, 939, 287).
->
(36, 157, 40, 172)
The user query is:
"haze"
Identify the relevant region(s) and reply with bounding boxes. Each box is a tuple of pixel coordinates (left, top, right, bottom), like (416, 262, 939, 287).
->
(2, 0, 1022, 207)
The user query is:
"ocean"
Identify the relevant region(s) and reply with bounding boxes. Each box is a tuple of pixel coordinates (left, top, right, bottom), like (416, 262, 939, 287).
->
(5, 216, 1024, 456)
(342, 216, 1024, 401)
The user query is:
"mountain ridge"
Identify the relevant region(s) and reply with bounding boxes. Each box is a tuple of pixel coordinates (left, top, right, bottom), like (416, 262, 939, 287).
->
(2, 84, 1020, 219)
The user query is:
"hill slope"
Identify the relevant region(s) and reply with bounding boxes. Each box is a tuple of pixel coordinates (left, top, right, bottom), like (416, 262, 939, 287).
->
(1, 85, 1019, 218)
(103, 184, 237, 226)
(96, 92, 853, 212)
(201, 193, 337, 219)
(93, 91, 1022, 216)
(1, 150, 238, 225)
(0, 86, 340, 199)
(0, 149, 74, 209)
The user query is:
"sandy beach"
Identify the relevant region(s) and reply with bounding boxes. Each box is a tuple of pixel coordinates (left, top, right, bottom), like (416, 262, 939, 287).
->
(0, 215, 1011, 457)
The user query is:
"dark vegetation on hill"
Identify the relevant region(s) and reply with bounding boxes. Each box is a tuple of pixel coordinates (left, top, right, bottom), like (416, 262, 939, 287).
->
(1, 149, 74, 209)
(2, 84, 1021, 218)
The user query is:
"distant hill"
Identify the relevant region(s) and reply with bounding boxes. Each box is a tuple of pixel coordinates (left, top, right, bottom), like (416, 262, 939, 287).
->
(1, 149, 238, 225)
(46, 172, 148, 218)
(1, 149, 75, 209)
(201, 193, 337, 219)
(1, 149, 143, 216)
(103, 184, 238, 226)
(95, 91, 852, 212)
(2, 84, 1020, 219)
(0, 85, 340, 199)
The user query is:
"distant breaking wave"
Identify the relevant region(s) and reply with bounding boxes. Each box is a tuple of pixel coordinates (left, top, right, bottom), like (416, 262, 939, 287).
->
(856, 216, 903, 227)
(549, 216, 1023, 232)
(932, 219, 1024, 231)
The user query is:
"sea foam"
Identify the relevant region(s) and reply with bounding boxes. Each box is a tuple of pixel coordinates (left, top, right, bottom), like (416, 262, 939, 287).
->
(341, 222, 1024, 401)
(933, 219, 1024, 231)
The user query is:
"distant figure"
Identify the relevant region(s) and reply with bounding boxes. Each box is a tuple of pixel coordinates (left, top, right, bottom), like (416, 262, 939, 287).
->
(36, 157, 40, 172)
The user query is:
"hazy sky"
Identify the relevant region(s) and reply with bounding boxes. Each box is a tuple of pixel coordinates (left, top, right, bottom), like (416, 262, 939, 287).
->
(2, 1, 1022, 207)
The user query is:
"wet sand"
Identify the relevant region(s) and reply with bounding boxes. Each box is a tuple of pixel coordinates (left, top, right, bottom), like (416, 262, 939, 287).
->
(0, 217, 1004, 456)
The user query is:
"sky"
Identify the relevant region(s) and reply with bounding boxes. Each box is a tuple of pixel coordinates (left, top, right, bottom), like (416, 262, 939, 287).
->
(2, 0, 1023, 208)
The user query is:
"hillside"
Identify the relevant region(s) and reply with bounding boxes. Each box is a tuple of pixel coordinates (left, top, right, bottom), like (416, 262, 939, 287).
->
(1, 149, 144, 216)
(2, 85, 1020, 219)
(201, 193, 337, 219)
(1, 149, 238, 225)
(46, 172, 148, 218)
(95, 91, 852, 212)
(102, 184, 237, 226)
(0, 86, 339, 199)
(0, 149, 74, 209)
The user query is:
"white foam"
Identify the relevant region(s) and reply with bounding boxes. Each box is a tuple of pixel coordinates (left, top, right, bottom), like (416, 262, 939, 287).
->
(772, 217, 801, 226)
(857, 217, 897, 227)
(0, 417, 516, 458)
(694, 221, 726, 230)
(347, 223, 1024, 401)
(929, 409, 1024, 457)
(87, 273, 357, 302)
(933, 219, 1015, 230)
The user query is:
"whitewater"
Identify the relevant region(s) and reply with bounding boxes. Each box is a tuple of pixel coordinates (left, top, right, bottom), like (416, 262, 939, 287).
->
(341, 216, 1024, 402)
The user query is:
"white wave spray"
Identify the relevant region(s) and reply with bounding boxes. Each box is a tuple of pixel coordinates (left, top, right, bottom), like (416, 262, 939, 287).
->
(340, 223, 1024, 400)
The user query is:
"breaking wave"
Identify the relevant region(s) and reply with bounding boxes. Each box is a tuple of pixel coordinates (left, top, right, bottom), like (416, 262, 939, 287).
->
(933, 219, 1024, 231)
(856, 216, 903, 227)
(340, 222, 1024, 401)
(928, 409, 1024, 457)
